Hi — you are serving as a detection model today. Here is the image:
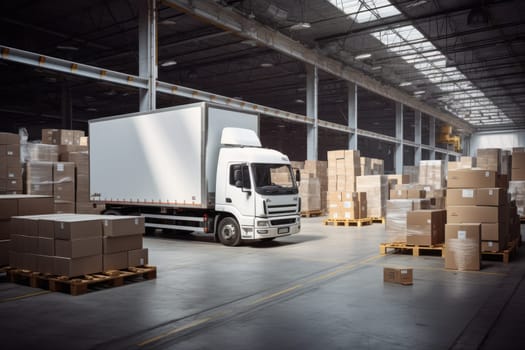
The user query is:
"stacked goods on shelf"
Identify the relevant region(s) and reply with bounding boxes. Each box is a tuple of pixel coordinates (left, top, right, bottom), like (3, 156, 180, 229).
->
(406, 209, 446, 246)
(299, 176, 321, 212)
(303, 160, 328, 212)
(42, 129, 85, 146)
(0, 132, 23, 194)
(476, 148, 501, 173)
(511, 150, 525, 181)
(61, 150, 105, 214)
(326, 191, 367, 220)
(356, 175, 388, 219)
(0, 194, 54, 266)
(327, 150, 361, 192)
(403, 166, 419, 184)
(386, 198, 431, 242)
(447, 168, 509, 259)
(8, 214, 147, 277)
(419, 160, 446, 190)
(448, 156, 476, 171)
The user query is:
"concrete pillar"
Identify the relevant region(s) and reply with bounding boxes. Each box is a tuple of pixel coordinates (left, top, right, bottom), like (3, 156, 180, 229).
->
(395, 102, 403, 174)
(306, 64, 318, 160)
(348, 82, 358, 150)
(429, 116, 436, 160)
(414, 110, 422, 166)
(139, 0, 157, 111)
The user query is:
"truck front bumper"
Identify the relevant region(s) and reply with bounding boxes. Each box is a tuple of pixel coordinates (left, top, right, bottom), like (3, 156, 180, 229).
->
(241, 216, 301, 240)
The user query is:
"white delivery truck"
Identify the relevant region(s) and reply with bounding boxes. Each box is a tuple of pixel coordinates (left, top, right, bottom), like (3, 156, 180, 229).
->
(89, 102, 301, 246)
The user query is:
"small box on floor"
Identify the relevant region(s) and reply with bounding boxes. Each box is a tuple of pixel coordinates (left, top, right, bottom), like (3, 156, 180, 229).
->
(383, 267, 413, 285)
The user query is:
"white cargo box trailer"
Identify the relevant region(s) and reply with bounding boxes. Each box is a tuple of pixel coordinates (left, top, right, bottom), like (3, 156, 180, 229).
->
(89, 102, 301, 246)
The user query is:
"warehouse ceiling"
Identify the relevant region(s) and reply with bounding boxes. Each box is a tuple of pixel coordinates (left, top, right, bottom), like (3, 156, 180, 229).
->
(0, 0, 524, 150)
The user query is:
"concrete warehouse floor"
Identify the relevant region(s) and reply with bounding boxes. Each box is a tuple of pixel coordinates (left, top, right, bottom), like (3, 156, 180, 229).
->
(0, 218, 524, 350)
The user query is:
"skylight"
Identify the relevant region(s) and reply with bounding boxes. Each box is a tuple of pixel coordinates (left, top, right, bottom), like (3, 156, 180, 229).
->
(327, 0, 400, 23)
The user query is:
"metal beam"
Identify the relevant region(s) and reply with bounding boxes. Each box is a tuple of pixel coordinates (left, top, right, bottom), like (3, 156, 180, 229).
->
(138, 0, 158, 111)
(395, 102, 403, 173)
(306, 64, 318, 160)
(348, 82, 358, 150)
(414, 110, 422, 166)
(162, 0, 474, 133)
(429, 116, 436, 160)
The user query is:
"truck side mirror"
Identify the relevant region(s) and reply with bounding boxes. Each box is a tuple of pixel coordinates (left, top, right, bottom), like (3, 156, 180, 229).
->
(234, 169, 243, 188)
(295, 169, 301, 183)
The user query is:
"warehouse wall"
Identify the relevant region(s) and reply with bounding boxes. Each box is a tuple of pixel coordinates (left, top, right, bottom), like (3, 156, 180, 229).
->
(470, 130, 525, 155)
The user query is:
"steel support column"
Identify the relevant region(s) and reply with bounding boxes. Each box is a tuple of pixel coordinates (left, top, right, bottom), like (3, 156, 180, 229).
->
(414, 110, 422, 166)
(348, 82, 358, 150)
(138, 0, 157, 111)
(395, 102, 404, 174)
(429, 116, 436, 160)
(61, 81, 72, 129)
(306, 64, 318, 160)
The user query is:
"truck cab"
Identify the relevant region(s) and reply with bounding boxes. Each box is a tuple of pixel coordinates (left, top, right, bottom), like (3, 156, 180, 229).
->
(215, 146, 301, 245)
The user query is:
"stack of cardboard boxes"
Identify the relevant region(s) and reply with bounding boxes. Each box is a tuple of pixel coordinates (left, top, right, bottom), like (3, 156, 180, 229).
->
(8, 214, 147, 277)
(299, 177, 321, 212)
(0, 195, 54, 266)
(406, 208, 446, 246)
(448, 156, 476, 171)
(419, 160, 446, 190)
(360, 157, 384, 176)
(386, 198, 431, 242)
(302, 160, 328, 212)
(356, 175, 388, 219)
(0, 132, 23, 194)
(511, 151, 525, 181)
(42, 129, 85, 146)
(327, 191, 367, 220)
(509, 148, 525, 218)
(477, 148, 501, 173)
(446, 168, 508, 264)
(403, 166, 419, 184)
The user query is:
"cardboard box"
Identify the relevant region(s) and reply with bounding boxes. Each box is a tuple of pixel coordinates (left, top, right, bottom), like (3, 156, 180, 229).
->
(383, 267, 413, 285)
(0, 132, 20, 145)
(407, 189, 426, 199)
(101, 216, 145, 237)
(54, 217, 103, 240)
(390, 189, 407, 199)
(128, 248, 149, 267)
(406, 209, 446, 245)
(53, 162, 75, 183)
(55, 237, 102, 258)
(0, 167, 22, 180)
(476, 188, 506, 206)
(54, 201, 75, 214)
(76, 202, 105, 215)
(24, 161, 54, 195)
(481, 241, 501, 252)
(11, 235, 39, 253)
(103, 251, 128, 271)
(37, 255, 55, 274)
(445, 223, 481, 271)
(447, 189, 477, 206)
(481, 223, 505, 241)
(447, 169, 497, 189)
(103, 235, 143, 254)
(512, 168, 525, 181)
(42, 129, 59, 144)
(0, 220, 12, 240)
(446, 205, 504, 223)
(54, 182, 75, 202)
(38, 237, 55, 256)
(54, 255, 103, 277)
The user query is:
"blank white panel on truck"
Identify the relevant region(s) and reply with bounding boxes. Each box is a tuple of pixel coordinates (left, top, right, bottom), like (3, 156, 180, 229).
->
(89, 103, 258, 208)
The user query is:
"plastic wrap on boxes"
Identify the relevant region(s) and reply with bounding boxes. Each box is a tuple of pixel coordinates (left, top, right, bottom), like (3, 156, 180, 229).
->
(299, 177, 321, 211)
(446, 239, 481, 271)
(509, 181, 525, 217)
(24, 161, 54, 195)
(419, 160, 446, 190)
(477, 148, 501, 173)
(21, 143, 59, 162)
(403, 166, 419, 184)
(356, 175, 387, 218)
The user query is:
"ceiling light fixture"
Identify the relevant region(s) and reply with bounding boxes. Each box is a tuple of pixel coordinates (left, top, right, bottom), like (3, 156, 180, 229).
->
(161, 60, 177, 67)
(159, 19, 176, 25)
(371, 65, 382, 71)
(406, 0, 428, 9)
(241, 39, 257, 47)
(355, 53, 372, 60)
(399, 82, 412, 87)
(56, 45, 79, 51)
(414, 90, 426, 95)
(290, 22, 311, 30)
(295, 99, 305, 104)
(260, 62, 273, 68)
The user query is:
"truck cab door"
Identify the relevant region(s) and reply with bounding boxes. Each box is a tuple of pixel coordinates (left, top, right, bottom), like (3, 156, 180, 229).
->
(224, 163, 255, 220)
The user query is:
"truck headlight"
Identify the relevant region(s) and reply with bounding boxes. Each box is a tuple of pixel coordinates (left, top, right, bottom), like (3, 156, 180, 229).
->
(257, 221, 269, 227)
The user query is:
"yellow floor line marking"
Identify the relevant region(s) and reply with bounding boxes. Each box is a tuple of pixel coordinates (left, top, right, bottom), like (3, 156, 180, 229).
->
(251, 284, 304, 305)
(137, 317, 212, 347)
(307, 255, 382, 284)
(0, 290, 52, 303)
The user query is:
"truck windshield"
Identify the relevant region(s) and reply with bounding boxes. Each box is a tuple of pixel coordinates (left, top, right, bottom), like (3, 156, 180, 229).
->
(251, 163, 298, 195)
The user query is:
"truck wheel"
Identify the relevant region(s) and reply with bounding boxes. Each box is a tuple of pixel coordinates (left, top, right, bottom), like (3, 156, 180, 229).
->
(218, 217, 242, 246)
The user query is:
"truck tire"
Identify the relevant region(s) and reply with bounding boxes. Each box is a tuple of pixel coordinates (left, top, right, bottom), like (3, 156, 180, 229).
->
(217, 217, 242, 246)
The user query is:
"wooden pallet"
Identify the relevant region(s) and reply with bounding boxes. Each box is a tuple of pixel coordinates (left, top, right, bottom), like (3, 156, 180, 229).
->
(380, 242, 445, 257)
(481, 238, 520, 264)
(301, 210, 324, 218)
(371, 217, 386, 224)
(7, 266, 157, 296)
(323, 217, 373, 227)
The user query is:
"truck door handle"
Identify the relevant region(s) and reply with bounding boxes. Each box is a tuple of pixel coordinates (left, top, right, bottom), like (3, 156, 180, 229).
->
(226, 198, 232, 203)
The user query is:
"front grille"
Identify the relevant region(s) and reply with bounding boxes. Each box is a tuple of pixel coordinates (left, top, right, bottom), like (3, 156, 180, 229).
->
(270, 218, 296, 226)
(267, 204, 297, 215)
